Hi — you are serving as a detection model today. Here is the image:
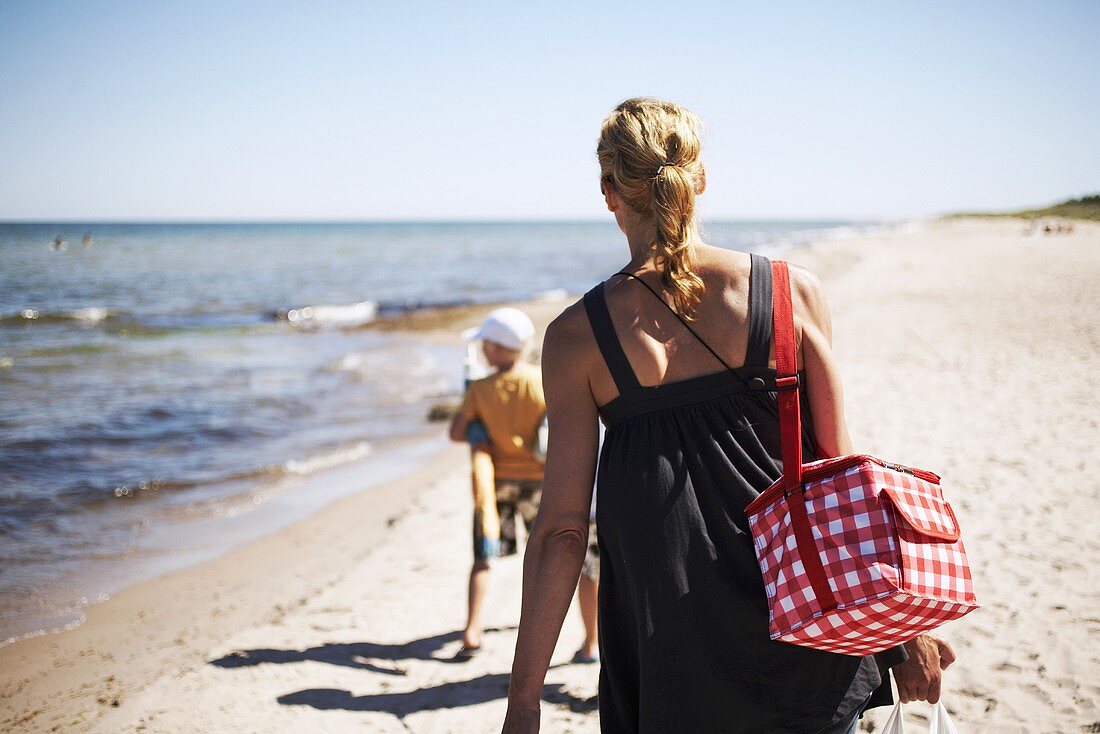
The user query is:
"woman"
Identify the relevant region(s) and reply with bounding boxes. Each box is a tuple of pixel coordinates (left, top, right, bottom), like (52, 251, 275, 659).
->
(503, 98, 954, 733)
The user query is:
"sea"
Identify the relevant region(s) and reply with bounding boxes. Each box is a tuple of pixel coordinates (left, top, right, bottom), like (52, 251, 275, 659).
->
(0, 220, 878, 644)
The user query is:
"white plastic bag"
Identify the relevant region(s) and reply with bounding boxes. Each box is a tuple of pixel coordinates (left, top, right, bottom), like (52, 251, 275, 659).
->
(928, 701, 959, 734)
(881, 702, 959, 734)
(883, 703, 905, 734)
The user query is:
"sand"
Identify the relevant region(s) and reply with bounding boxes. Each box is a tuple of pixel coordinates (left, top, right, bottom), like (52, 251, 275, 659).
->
(1, 218, 1097, 733)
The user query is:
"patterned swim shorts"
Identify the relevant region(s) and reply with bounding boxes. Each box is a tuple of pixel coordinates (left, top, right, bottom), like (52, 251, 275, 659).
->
(473, 479, 542, 561)
(581, 520, 599, 581)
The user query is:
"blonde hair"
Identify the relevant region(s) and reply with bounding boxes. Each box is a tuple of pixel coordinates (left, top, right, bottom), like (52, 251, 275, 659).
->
(598, 97, 705, 318)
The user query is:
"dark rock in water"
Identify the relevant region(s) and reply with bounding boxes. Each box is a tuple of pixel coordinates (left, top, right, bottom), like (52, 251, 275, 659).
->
(427, 400, 461, 422)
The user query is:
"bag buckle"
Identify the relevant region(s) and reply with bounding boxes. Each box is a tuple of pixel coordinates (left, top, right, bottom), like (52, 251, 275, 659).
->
(783, 481, 808, 498)
(775, 375, 799, 391)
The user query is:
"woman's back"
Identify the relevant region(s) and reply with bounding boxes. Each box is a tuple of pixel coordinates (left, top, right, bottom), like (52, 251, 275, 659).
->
(502, 99, 929, 734)
(592, 246, 758, 398)
(588, 253, 888, 733)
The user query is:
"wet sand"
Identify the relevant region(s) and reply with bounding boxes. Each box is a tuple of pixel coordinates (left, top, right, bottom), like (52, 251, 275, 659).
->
(2, 218, 1098, 733)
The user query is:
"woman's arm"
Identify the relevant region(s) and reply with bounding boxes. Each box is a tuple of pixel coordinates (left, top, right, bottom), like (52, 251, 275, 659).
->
(793, 265, 957, 700)
(792, 266, 854, 458)
(503, 308, 600, 732)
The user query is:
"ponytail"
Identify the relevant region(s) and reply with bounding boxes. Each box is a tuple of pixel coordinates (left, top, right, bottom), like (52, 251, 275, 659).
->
(652, 164, 704, 318)
(597, 98, 706, 319)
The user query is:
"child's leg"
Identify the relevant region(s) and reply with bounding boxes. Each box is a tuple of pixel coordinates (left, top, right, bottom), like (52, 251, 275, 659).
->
(577, 572, 599, 658)
(463, 442, 498, 652)
(575, 521, 600, 660)
(464, 559, 491, 649)
(463, 491, 516, 651)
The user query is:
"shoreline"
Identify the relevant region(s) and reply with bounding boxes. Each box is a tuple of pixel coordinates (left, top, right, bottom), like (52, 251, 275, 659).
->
(0, 430, 448, 649)
(0, 440, 469, 731)
(0, 295, 573, 733)
(3, 218, 1098, 732)
(1, 224, 881, 650)
(0, 293, 574, 649)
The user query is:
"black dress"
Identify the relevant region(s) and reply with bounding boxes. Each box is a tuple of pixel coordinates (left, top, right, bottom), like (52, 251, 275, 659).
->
(586, 255, 901, 734)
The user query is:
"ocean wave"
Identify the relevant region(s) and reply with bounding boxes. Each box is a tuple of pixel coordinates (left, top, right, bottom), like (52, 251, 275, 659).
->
(533, 288, 570, 302)
(1, 292, 548, 335)
(70, 307, 111, 322)
(717, 222, 898, 254)
(329, 350, 434, 376)
(105, 469, 269, 500)
(0, 307, 115, 325)
(370, 295, 487, 318)
(102, 441, 374, 501)
(2, 305, 275, 333)
(1, 606, 94, 649)
(276, 301, 378, 326)
(282, 441, 372, 475)
(325, 349, 447, 397)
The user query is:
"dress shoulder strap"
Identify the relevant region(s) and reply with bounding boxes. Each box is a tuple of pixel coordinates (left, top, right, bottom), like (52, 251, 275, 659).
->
(583, 284, 641, 394)
(744, 253, 773, 368)
(615, 271, 735, 372)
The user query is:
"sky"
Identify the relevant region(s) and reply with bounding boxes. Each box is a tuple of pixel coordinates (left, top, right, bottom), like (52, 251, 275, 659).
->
(0, 1, 1096, 221)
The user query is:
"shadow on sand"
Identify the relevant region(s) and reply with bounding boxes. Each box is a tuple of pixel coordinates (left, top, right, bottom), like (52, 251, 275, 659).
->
(210, 628, 597, 719)
(276, 671, 597, 717)
(209, 627, 516, 676)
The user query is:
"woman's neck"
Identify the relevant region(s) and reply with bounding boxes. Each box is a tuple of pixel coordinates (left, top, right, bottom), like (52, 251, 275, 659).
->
(621, 220, 703, 273)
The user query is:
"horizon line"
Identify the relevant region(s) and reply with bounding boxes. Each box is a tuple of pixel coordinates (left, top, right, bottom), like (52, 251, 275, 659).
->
(0, 215, 899, 226)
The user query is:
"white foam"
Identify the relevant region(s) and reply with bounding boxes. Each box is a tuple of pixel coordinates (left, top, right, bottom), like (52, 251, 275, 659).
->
(283, 300, 377, 326)
(283, 441, 372, 475)
(533, 288, 569, 302)
(70, 307, 110, 322)
(332, 352, 369, 372)
(330, 349, 434, 377)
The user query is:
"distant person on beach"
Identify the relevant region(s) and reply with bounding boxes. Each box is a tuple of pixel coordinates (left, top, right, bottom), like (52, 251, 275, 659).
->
(503, 98, 955, 733)
(450, 308, 600, 662)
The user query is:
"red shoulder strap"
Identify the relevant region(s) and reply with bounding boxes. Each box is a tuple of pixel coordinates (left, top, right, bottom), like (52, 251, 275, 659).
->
(771, 261, 803, 489)
(771, 261, 838, 612)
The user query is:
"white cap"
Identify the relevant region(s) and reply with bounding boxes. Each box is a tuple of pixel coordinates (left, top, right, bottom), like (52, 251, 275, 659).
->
(461, 307, 535, 351)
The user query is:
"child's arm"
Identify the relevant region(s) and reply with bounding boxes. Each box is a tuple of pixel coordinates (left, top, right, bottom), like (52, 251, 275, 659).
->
(451, 389, 492, 454)
(448, 388, 476, 443)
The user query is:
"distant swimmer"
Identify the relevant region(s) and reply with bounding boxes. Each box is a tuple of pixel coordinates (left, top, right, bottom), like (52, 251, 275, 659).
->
(51, 235, 66, 251)
(82, 233, 93, 250)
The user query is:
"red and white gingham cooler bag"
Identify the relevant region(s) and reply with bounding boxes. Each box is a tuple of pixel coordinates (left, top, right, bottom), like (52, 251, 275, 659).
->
(745, 261, 979, 656)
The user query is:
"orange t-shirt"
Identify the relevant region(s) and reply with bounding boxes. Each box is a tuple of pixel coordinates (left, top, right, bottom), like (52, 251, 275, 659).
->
(459, 363, 546, 481)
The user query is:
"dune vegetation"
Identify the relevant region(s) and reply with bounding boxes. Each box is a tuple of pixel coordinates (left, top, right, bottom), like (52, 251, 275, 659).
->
(948, 194, 1100, 220)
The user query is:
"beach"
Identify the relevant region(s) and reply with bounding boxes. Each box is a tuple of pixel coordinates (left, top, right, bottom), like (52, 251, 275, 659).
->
(0, 220, 842, 642)
(2, 218, 1098, 733)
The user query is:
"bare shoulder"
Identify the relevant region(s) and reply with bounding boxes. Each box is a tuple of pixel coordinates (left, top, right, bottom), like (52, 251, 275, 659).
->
(542, 298, 597, 372)
(787, 263, 832, 339)
(787, 262, 822, 287)
(690, 245, 753, 309)
(694, 244, 751, 281)
(787, 262, 825, 307)
(545, 298, 591, 344)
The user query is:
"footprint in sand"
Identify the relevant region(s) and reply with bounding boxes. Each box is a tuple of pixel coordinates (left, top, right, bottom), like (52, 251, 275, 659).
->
(994, 661, 1022, 673)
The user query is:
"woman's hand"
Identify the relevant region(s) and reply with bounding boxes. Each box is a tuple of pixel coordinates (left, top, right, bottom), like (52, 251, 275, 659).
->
(502, 701, 540, 733)
(894, 634, 957, 703)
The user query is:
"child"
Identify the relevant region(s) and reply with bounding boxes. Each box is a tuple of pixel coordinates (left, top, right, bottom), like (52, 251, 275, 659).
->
(449, 308, 545, 659)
